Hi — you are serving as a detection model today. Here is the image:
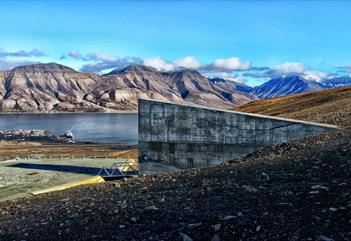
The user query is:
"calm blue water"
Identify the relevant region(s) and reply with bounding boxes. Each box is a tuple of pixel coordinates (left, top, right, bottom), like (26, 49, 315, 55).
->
(0, 113, 138, 144)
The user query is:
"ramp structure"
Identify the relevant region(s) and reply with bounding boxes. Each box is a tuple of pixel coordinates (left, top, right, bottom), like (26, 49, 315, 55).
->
(138, 99, 339, 172)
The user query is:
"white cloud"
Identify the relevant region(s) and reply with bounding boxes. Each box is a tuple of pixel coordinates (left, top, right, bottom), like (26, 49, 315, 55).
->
(64, 50, 143, 73)
(67, 50, 82, 59)
(0, 47, 44, 70)
(275, 62, 306, 74)
(85, 52, 119, 62)
(0, 48, 45, 58)
(143, 57, 174, 71)
(68, 52, 253, 76)
(303, 70, 329, 82)
(174, 56, 202, 69)
(63, 51, 334, 83)
(212, 57, 251, 71)
(273, 62, 329, 81)
(80, 56, 142, 73)
(144, 56, 251, 72)
(65, 50, 119, 62)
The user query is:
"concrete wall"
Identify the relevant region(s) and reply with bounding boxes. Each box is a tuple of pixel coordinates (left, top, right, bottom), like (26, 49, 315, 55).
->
(138, 99, 338, 171)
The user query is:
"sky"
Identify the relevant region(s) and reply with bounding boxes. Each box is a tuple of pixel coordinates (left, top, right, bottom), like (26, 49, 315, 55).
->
(0, 0, 350, 86)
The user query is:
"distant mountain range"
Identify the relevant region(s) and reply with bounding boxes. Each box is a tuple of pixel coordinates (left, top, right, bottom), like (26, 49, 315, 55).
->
(249, 75, 351, 99)
(0, 62, 350, 112)
(321, 77, 351, 88)
(249, 76, 326, 99)
(211, 75, 351, 99)
(0, 63, 256, 112)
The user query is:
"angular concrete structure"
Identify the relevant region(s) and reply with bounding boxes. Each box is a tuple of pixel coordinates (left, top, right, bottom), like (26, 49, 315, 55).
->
(138, 99, 339, 172)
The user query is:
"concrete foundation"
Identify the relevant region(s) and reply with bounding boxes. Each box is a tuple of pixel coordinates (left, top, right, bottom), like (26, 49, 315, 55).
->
(138, 99, 339, 171)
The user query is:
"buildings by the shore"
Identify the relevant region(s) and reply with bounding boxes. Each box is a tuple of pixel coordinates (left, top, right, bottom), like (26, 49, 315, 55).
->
(0, 129, 75, 143)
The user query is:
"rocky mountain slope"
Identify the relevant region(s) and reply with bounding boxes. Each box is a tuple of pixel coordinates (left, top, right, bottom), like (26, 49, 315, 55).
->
(0, 63, 256, 112)
(0, 130, 350, 240)
(83, 64, 184, 110)
(250, 75, 327, 99)
(209, 77, 253, 93)
(237, 86, 351, 127)
(0, 63, 105, 112)
(85, 64, 257, 110)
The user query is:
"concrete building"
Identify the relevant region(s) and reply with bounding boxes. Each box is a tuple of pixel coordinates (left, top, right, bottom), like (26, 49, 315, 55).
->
(138, 99, 339, 172)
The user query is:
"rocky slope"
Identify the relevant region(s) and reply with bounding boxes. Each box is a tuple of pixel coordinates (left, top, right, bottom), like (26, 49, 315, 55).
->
(86, 64, 257, 110)
(83, 64, 183, 110)
(0, 63, 256, 112)
(209, 77, 254, 94)
(0, 130, 350, 240)
(0, 63, 105, 112)
(237, 86, 351, 127)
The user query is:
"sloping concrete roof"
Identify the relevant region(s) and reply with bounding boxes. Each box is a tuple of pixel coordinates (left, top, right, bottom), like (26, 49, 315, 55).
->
(139, 98, 341, 129)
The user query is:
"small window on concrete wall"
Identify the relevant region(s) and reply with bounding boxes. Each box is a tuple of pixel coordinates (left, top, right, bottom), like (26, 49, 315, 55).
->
(215, 145, 223, 152)
(187, 144, 194, 152)
(187, 158, 194, 168)
(169, 143, 175, 154)
(150, 142, 162, 151)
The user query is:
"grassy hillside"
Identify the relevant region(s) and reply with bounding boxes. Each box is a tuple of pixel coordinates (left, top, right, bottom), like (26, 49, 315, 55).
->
(237, 86, 351, 127)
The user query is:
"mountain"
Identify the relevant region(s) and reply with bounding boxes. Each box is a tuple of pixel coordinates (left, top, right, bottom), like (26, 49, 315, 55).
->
(237, 86, 351, 127)
(321, 77, 351, 88)
(85, 64, 186, 110)
(0, 63, 105, 112)
(86, 64, 257, 110)
(4, 62, 348, 113)
(0, 63, 257, 112)
(209, 77, 253, 93)
(251, 75, 326, 99)
(166, 69, 256, 107)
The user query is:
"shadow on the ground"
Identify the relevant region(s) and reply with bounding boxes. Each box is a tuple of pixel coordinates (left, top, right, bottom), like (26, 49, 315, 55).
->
(7, 163, 101, 175)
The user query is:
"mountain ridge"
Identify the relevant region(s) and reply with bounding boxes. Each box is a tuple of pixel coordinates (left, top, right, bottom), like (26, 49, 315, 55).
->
(0, 62, 350, 113)
(321, 76, 351, 88)
(250, 75, 327, 99)
(0, 63, 256, 112)
(12, 62, 78, 73)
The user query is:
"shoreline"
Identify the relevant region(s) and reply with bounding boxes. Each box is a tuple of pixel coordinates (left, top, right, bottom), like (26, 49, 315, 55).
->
(0, 111, 138, 115)
(0, 141, 138, 162)
(0, 129, 138, 146)
(0, 138, 138, 146)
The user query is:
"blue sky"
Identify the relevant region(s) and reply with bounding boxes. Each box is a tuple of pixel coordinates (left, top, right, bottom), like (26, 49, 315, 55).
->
(0, 0, 350, 86)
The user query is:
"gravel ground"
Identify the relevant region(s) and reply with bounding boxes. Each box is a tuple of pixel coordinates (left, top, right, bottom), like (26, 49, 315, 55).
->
(0, 130, 350, 241)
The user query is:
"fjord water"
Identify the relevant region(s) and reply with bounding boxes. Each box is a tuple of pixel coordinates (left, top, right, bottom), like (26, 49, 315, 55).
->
(0, 113, 138, 144)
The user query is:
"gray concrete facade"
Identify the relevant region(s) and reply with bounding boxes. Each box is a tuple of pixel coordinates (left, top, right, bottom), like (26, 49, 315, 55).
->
(138, 99, 338, 171)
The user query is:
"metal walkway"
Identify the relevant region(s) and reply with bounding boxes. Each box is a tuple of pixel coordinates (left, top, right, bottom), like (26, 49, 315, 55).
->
(98, 159, 138, 180)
